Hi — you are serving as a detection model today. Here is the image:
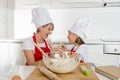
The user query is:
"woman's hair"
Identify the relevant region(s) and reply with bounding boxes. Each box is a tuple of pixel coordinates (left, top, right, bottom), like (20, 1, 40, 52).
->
(75, 37, 85, 45)
(36, 23, 54, 32)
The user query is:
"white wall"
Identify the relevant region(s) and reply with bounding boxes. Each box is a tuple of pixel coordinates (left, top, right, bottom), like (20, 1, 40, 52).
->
(0, 0, 14, 39)
(48, 7, 120, 41)
(1, 1, 120, 41)
(14, 7, 120, 42)
(14, 8, 36, 39)
(0, 0, 8, 38)
(7, 0, 15, 38)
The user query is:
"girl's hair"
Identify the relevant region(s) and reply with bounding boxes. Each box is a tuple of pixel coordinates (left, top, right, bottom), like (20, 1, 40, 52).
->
(75, 37, 85, 45)
(36, 23, 54, 32)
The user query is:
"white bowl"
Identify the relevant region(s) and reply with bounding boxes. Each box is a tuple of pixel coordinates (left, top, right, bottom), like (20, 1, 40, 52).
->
(43, 53, 79, 73)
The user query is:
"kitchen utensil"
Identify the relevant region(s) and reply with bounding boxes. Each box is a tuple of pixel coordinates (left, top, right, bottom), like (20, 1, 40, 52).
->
(38, 66, 61, 80)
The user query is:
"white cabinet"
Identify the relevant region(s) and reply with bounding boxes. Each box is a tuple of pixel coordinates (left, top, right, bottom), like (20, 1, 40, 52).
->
(15, 0, 51, 5)
(104, 0, 120, 2)
(51, 0, 103, 8)
(103, 0, 120, 7)
(87, 44, 120, 66)
(87, 44, 103, 65)
(15, 0, 120, 8)
(102, 53, 119, 66)
(103, 44, 120, 54)
(15, 0, 102, 5)
(8, 42, 26, 65)
(52, 0, 102, 3)
(0, 41, 25, 67)
(15, 0, 103, 8)
(0, 43, 9, 66)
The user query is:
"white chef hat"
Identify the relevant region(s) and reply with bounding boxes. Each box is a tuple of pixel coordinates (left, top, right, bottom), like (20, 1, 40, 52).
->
(32, 7, 52, 28)
(69, 17, 92, 43)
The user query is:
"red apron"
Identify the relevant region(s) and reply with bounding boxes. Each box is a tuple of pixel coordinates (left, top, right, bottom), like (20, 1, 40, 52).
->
(70, 46, 84, 63)
(70, 46, 76, 52)
(26, 33, 51, 65)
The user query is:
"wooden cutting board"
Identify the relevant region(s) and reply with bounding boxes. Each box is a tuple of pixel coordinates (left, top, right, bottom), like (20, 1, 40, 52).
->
(95, 65, 120, 80)
(26, 61, 99, 80)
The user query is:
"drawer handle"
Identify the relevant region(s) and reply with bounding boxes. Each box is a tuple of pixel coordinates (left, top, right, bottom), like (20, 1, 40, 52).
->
(114, 48, 118, 52)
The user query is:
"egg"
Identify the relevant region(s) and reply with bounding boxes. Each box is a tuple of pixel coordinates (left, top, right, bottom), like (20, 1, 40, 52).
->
(12, 75, 21, 80)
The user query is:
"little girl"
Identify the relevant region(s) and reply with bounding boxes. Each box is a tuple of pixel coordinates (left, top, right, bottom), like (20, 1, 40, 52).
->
(60, 17, 92, 62)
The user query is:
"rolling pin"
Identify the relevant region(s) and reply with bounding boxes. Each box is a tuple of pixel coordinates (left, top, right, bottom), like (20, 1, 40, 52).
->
(38, 67, 61, 80)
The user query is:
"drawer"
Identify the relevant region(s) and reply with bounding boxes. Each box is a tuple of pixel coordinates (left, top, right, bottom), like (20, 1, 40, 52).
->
(103, 44, 120, 54)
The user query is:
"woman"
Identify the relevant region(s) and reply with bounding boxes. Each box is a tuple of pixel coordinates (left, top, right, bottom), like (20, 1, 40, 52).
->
(60, 17, 92, 62)
(23, 7, 54, 65)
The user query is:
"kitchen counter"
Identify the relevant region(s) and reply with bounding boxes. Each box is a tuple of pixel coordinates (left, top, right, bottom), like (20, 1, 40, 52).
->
(0, 38, 120, 44)
(86, 39, 120, 44)
(47, 39, 120, 44)
(0, 39, 23, 43)
(0, 64, 111, 80)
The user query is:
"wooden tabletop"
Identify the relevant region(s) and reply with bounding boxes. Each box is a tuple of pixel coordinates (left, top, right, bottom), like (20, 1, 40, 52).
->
(26, 60, 99, 80)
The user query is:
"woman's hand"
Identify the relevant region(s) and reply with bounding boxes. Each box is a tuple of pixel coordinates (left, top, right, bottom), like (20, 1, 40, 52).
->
(69, 52, 79, 58)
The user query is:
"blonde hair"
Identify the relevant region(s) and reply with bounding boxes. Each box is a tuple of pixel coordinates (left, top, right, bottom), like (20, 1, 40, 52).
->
(36, 23, 54, 33)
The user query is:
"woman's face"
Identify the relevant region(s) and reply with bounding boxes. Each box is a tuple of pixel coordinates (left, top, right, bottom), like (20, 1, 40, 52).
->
(67, 31, 79, 44)
(39, 24, 53, 39)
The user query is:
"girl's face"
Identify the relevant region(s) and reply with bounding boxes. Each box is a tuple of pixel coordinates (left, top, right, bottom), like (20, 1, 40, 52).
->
(67, 31, 79, 44)
(39, 24, 53, 39)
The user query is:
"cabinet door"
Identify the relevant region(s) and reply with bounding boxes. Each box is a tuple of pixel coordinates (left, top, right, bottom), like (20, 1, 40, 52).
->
(0, 42, 9, 66)
(8, 42, 26, 65)
(87, 44, 119, 66)
(102, 53, 119, 66)
(52, 0, 102, 3)
(103, 0, 120, 7)
(15, 0, 51, 5)
(104, 0, 120, 2)
(87, 44, 104, 65)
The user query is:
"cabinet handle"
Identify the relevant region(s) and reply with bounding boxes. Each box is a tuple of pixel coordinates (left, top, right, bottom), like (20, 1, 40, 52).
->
(114, 48, 118, 52)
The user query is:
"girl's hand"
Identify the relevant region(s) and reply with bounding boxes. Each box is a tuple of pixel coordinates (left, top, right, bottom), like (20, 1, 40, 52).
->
(59, 43, 68, 51)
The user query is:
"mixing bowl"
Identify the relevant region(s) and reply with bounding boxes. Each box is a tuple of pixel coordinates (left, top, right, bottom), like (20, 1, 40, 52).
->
(43, 52, 79, 73)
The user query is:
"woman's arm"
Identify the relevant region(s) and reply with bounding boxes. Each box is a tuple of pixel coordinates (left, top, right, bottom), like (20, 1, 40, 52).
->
(23, 50, 41, 65)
